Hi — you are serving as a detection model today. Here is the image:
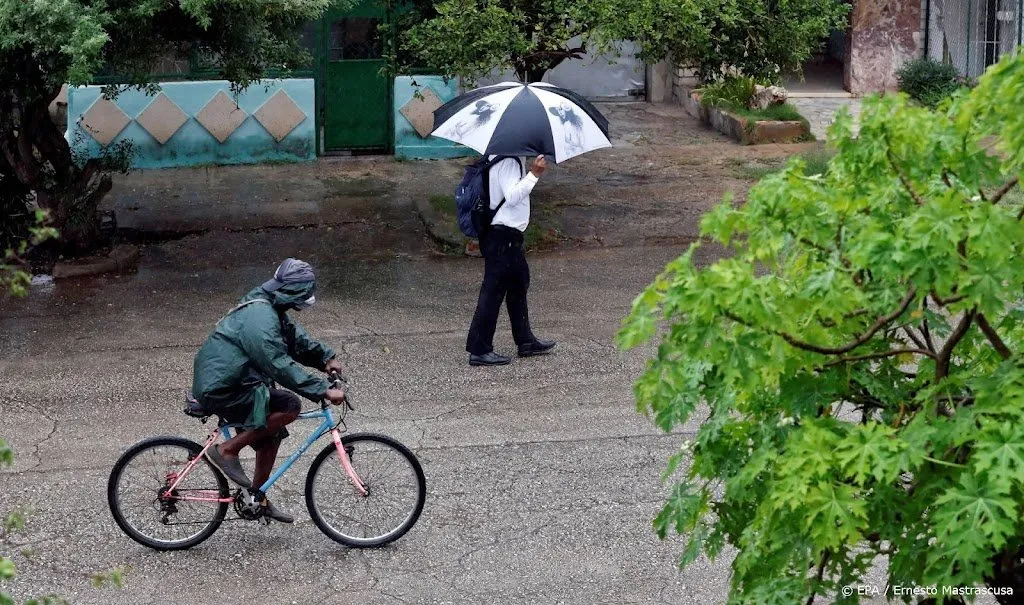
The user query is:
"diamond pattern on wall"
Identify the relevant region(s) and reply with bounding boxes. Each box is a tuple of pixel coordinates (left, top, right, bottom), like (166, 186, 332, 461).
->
(136, 93, 189, 145)
(253, 90, 307, 142)
(195, 91, 248, 143)
(399, 87, 443, 139)
(80, 99, 130, 146)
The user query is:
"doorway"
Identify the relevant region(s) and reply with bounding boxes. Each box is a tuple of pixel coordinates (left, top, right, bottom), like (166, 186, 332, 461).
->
(783, 0, 851, 95)
(321, 0, 391, 152)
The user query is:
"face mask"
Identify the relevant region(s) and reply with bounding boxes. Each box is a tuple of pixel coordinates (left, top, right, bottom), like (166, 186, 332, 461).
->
(294, 295, 316, 311)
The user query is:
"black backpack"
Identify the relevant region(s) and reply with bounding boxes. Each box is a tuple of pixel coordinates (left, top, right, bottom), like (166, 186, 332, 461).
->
(456, 156, 522, 237)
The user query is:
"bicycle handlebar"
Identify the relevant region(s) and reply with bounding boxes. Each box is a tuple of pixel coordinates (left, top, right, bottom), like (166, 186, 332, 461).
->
(325, 371, 354, 410)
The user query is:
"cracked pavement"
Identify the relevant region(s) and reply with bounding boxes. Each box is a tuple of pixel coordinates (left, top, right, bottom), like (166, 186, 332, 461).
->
(0, 226, 731, 605)
(1, 131, 911, 602)
(0, 228, 914, 604)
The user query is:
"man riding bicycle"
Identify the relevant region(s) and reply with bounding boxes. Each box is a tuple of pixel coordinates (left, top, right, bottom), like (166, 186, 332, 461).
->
(191, 258, 346, 523)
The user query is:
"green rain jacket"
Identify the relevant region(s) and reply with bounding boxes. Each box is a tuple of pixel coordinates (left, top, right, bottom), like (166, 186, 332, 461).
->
(191, 283, 335, 428)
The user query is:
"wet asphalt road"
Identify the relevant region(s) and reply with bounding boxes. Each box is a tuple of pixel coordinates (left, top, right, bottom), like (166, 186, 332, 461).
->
(0, 229, 722, 605)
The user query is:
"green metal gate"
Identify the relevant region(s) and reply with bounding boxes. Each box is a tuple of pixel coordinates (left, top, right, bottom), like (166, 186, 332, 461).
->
(320, 0, 391, 152)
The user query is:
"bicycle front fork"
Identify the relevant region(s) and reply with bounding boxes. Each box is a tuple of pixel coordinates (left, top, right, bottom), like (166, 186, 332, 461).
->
(331, 428, 369, 496)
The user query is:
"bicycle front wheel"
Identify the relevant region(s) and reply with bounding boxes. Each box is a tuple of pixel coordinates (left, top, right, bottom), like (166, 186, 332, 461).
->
(305, 433, 426, 547)
(107, 436, 229, 551)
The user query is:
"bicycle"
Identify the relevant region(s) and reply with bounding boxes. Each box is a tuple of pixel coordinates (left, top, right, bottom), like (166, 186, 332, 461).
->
(107, 373, 426, 551)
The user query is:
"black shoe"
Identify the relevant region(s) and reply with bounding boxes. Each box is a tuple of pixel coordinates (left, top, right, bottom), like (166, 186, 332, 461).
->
(206, 445, 252, 488)
(263, 499, 295, 524)
(518, 339, 556, 357)
(469, 352, 511, 366)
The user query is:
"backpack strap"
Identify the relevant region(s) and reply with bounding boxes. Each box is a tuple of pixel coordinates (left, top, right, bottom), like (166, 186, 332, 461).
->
(482, 155, 523, 219)
(215, 298, 271, 326)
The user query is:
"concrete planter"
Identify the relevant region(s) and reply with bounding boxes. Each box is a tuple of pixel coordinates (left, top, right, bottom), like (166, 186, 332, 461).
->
(686, 90, 809, 145)
(52, 244, 140, 279)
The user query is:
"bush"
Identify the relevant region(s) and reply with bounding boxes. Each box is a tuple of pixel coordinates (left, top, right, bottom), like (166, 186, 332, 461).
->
(897, 58, 965, 107)
(698, 77, 757, 110)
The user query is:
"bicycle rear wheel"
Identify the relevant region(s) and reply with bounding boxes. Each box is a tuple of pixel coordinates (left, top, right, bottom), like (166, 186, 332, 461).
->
(305, 433, 426, 547)
(108, 436, 229, 551)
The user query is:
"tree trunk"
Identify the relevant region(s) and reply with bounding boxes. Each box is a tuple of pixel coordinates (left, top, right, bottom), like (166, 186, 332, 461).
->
(987, 548, 1024, 605)
(515, 57, 563, 83)
(1, 90, 108, 253)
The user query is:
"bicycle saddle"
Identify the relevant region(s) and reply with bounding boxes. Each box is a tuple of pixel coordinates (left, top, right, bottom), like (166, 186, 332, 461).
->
(183, 393, 207, 419)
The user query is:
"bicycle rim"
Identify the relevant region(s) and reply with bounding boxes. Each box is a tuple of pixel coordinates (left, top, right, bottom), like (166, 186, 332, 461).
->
(108, 437, 228, 550)
(306, 434, 425, 547)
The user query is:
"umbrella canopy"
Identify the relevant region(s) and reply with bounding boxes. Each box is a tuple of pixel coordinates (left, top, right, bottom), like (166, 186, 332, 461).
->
(431, 82, 611, 164)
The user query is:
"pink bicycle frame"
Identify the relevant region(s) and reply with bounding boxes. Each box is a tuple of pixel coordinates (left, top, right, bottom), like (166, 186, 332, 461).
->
(163, 406, 367, 504)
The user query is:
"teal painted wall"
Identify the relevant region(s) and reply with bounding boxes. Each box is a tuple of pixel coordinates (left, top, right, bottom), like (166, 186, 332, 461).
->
(394, 76, 472, 160)
(67, 79, 316, 169)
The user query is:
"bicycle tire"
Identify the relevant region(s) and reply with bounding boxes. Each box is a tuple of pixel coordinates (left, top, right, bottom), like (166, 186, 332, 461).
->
(305, 433, 426, 547)
(107, 436, 229, 551)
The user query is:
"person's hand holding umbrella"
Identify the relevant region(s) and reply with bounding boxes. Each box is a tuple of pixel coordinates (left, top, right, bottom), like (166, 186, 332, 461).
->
(530, 155, 548, 177)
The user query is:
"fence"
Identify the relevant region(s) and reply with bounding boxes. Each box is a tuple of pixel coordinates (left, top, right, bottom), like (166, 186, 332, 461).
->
(925, 0, 1024, 78)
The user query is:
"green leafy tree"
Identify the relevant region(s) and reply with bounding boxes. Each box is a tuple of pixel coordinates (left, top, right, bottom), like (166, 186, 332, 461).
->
(618, 53, 1024, 603)
(0, 0, 337, 252)
(398, 0, 619, 83)
(613, 0, 849, 84)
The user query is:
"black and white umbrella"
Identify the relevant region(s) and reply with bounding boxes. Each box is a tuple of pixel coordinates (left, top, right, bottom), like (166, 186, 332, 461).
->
(430, 82, 611, 164)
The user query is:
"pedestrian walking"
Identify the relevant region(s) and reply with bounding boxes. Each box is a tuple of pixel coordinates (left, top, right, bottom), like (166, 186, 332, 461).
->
(464, 154, 556, 366)
(429, 82, 612, 366)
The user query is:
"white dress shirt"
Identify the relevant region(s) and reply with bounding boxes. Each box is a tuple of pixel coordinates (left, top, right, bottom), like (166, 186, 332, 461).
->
(488, 157, 539, 232)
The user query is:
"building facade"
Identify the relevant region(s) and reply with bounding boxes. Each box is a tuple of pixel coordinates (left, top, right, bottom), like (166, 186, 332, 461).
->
(66, 1, 653, 170)
(924, 0, 1024, 79)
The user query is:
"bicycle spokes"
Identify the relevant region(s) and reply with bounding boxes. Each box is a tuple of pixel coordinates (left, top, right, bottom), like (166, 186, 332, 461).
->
(108, 438, 230, 550)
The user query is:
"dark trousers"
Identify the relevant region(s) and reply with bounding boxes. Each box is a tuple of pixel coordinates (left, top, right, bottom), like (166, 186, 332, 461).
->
(233, 389, 300, 449)
(466, 226, 536, 355)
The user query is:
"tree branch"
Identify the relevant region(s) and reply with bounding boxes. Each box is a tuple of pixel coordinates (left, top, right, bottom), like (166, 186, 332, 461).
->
(779, 288, 917, 355)
(806, 551, 830, 605)
(930, 291, 966, 307)
(976, 313, 1012, 360)
(989, 176, 1020, 205)
(886, 148, 926, 206)
(936, 310, 976, 380)
(724, 289, 918, 356)
(826, 347, 938, 367)
(903, 326, 928, 351)
(919, 299, 936, 354)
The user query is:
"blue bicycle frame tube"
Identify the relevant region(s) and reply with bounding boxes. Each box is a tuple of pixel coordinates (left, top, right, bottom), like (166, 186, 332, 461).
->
(256, 406, 338, 493)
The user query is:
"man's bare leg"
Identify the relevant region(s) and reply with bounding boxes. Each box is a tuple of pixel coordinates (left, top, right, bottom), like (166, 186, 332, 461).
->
(248, 434, 296, 522)
(218, 409, 298, 458)
(251, 440, 281, 488)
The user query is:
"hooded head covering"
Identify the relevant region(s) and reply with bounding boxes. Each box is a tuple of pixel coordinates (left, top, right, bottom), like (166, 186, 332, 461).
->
(262, 258, 317, 310)
(262, 258, 315, 292)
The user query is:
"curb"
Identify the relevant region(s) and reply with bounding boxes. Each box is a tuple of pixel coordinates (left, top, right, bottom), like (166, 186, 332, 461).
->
(412, 197, 481, 257)
(52, 244, 141, 279)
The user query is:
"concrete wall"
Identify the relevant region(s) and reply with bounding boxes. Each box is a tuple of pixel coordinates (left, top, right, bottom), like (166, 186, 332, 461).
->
(671, 66, 700, 105)
(545, 39, 646, 100)
(394, 76, 471, 160)
(476, 39, 647, 100)
(646, 61, 672, 103)
(67, 79, 316, 169)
